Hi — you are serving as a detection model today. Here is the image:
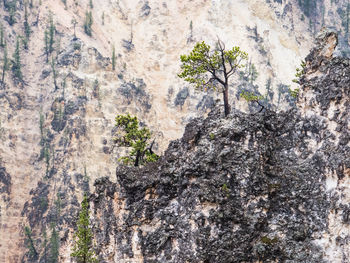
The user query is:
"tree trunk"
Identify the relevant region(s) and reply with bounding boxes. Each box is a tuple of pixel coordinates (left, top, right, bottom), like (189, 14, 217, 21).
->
(134, 150, 141, 167)
(223, 85, 230, 116)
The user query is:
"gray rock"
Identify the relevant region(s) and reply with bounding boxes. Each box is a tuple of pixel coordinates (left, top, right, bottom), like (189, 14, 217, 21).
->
(90, 32, 350, 263)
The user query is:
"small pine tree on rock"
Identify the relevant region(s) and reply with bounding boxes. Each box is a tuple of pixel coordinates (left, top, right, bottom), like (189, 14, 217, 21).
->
(71, 194, 98, 263)
(114, 113, 159, 167)
(178, 40, 248, 116)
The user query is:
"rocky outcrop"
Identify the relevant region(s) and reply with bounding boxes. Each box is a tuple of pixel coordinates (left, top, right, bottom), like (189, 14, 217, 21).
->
(90, 32, 349, 262)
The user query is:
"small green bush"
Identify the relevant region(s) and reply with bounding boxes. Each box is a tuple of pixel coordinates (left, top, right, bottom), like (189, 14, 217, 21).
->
(114, 113, 159, 167)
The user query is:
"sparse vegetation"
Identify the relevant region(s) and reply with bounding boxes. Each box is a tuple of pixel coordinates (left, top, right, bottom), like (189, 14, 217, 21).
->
(114, 114, 159, 167)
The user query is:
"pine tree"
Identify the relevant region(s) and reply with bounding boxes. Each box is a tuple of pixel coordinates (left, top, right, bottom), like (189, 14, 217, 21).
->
(114, 114, 159, 166)
(89, 0, 93, 9)
(11, 38, 22, 81)
(44, 30, 49, 62)
(24, 226, 38, 260)
(24, 2, 31, 39)
(21, 35, 29, 50)
(8, 4, 16, 26)
(179, 40, 248, 116)
(49, 15, 55, 54)
(84, 11, 93, 36)
(42, 227, 48, 263)
(71, 195, 97, 263)
(112, 45, 116, 70)
(2, 41, 9, 85)
(49, 224, 59, 263)
(51, 57, 58, 90)
(0, 23, 4, 47)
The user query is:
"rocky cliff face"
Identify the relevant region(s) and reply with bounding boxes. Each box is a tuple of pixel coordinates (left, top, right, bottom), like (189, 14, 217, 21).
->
(89, 32, 349, 262)
(0, 0, 349, 262)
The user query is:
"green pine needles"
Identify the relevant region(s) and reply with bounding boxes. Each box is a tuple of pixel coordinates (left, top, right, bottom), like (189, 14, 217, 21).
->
(179, 40, 248, 116)
(84, 11, 93, 36)
(240, 91, 265, 112)
(112, 45, 116, 70)
(24, 226, 38, 260)
(71, 194, 97, 263)
(114, 113, 159, 167)
(11, 38, 22, 82)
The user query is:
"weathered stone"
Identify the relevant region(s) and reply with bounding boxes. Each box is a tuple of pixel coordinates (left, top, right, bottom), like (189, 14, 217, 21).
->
(90, 32, 350, 262)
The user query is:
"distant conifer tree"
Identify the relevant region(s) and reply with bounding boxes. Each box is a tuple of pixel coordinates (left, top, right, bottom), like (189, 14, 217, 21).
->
(11, 38, 23, 81)
(2, 41, 9, 85)
(84, 11, 93, 36)
(71, 194, 98, 263)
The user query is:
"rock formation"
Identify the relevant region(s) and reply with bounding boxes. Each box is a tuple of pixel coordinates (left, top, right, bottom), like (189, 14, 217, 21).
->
(89, 32, 349, 262)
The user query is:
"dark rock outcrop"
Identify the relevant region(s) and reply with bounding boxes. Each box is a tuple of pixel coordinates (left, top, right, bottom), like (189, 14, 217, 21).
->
(0, 166, 11, 195)
(91, 32, 349, 262)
